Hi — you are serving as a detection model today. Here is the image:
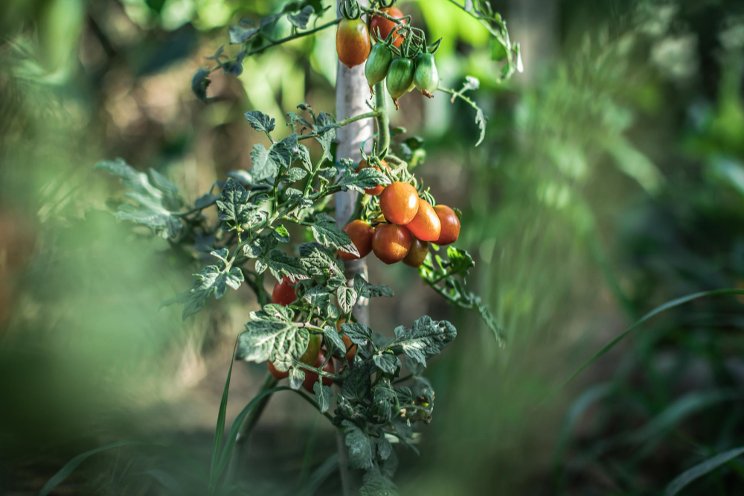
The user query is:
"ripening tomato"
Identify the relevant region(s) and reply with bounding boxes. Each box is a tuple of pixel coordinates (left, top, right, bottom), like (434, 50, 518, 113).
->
(406, 198, 441, 241)
(372, 223, 413, 264)
(268, 361, 289, 380)
(434, 205, 461, 245)
(403, 239, 429, 268)
(339, 220, 374, 261)
(413, 52, 440, 97)
(380, 182, 419, 225)
(266, 333, 322, 380)
(369, 7, 406, 47)
(302, 352, 335, 392)
(336, 18, 371, 68)
(271, 277, 296, 305)
(356, 159, 389, 196)
(386, 57, 415, 108)
(336, 318, 358, 361)
(365, 43, 393, 89)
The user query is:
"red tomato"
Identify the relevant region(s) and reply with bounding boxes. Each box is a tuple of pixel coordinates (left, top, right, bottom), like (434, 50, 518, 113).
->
(406, 199, 441, 241)
(302, 352, 335, 392)
(369, 7, 406, 47)
(372, 223, 413, 264)
(339, 220, 375, 261)
(403, 239, 429, 267)
(380, 182, 419, 225)
(268, 361, 289, 380)
(434, 205, 461, 245)
(357, 159, 389, 196)
(336, 18, 371, 68)
(271, 277, 296, 305)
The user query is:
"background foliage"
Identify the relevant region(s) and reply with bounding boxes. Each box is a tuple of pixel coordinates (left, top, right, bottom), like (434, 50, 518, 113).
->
(1, 0, 744, 494)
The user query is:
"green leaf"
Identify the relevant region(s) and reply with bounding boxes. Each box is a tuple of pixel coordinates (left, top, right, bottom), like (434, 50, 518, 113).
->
(273, 225, 290, 243)
(216, 178, 253, 228)
(228, 23, 259, 44)
(236, 308, 309, 371)
(337, 166, 390, 192)
(244, 110, 275, 134)
(311, 214, 358, 255)
(96, 158, 184, 239)
(336, 284, 359, 314)
(341, 322, 372, 346)
(314, 382, 332, 413)
(183, 249, 244, 319)
(446, 246, 474, 274)
(342, 421, 374, 470)
(390, 316, 457, 367)
(372, 353, 398, 375)
(665, 447, 744, 495)
(354, 274, 394, 298)
(360, 469, 398, 496)
(323, 325, 347, 356)
(287, 5, 314, 29)
(299, 243, 345, 279)
(289, 367, 305, 390)
(191, 68, 211, 101)
(314, 112, 336, 161)
(265, 249, 308, 281)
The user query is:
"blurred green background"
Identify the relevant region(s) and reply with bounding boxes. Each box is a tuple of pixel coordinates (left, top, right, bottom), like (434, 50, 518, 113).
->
(2, 0, 744, 494)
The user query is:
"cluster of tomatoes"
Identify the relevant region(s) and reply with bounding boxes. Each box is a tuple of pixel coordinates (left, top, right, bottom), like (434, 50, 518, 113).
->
(268, 278, 356, 389)
(336, 5, 439, 107)
(339, 158, 460, 267)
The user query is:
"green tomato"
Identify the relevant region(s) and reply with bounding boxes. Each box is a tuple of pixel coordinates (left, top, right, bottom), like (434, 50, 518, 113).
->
(386, 57, 415, 108)
(414, 52, 439, 97)
(300, 333, 322, 364)
(365, 43, 393, 89)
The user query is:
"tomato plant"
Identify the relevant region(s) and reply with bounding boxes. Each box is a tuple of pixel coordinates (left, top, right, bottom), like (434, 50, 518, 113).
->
(95, 0, 519, 494)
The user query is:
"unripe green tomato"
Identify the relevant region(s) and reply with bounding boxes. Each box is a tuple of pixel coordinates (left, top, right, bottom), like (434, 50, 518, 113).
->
(365, 43, 393, 89)
(414, 52, 439, 97)
(300, 333, 322, 364)
(386, 57, 415, 108)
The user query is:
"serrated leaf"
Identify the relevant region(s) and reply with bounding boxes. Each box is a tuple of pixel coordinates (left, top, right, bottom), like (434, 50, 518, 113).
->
(446, 246, 475, 274)
(371, 382, 398, 422)
(228, 23, 259, 44)
(372, 353, 398, 375)
(299, 243, 345, 279)
(360, 469, 398, 496)
(337, 166, 390, 192)
(287, 5, 314, 29)
(342, 322, 372, 346)
(265, 249, 307, 281)
(323, 325, 347, 356)
(342, 421, 374, 470)
(311, 215, 358, 254)
(216, 178, 250, 227)
(314, 113, 336, 160)
(273, 225, 290, 243)
(354, 274, 394, 298)
(97, 158, 184, 239)
(314, 382, 332, 413)
(181, 249, 244, 319)
(244, 110, 276, 134)
(237, 314, 309, 371)
(389, 316, 457, 367)
(336, 285, 359, 314)
(286, 167, 308, 182)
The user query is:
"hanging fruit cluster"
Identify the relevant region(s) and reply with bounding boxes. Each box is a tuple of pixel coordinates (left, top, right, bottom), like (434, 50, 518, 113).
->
(336, 0, 441, 108)
(339, 157, 461, 268)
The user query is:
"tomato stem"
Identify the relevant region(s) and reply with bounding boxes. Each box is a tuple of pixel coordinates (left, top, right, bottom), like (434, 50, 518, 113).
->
(373, 81, 390, 157)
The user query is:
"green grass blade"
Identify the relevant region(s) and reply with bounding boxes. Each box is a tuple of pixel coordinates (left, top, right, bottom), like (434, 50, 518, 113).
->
(39, 440, 135, 496)
(565, 288, 744, 385)
(665, 446, 744, 495)
(209, 340, 239, 492)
